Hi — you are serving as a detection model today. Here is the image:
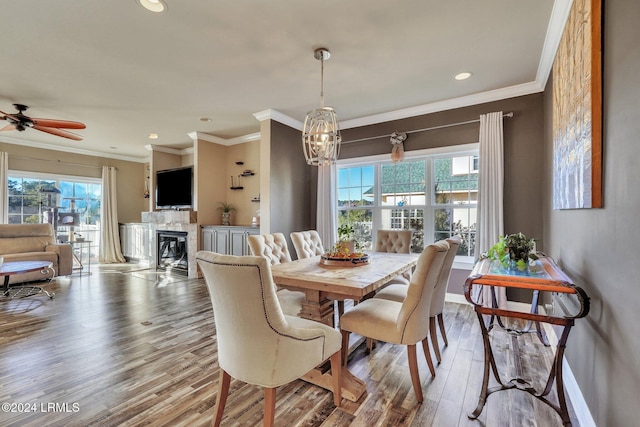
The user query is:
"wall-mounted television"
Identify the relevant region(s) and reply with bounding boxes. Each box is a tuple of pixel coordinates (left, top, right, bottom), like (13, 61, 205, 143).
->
(155, 166, 193, 210)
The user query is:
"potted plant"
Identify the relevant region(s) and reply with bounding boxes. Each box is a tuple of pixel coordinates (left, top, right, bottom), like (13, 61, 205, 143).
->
(217, 202, 236, 226)
(327, 223, 366, 257)
(486, 232, 537, 271)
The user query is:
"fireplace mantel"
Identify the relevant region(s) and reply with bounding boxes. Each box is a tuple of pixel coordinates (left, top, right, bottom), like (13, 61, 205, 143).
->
(142, 211, 197, 224)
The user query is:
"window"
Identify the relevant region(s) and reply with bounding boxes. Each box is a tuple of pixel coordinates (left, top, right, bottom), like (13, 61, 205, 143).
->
(336, 146, 478, 261)
(8, 172, 102, 259)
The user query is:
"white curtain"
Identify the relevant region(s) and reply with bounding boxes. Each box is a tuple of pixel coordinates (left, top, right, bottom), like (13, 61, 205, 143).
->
(316, 163, 337, 251)
(100, 166, 126, 263)
(0, 152, 7, 224)
(476, 111, 506, 309)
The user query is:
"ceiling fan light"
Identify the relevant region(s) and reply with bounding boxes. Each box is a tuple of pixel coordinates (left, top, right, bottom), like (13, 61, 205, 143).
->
(139, 0, 166, 13)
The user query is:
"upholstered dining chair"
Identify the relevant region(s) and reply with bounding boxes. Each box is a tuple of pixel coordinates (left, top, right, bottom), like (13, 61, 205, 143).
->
(247, 233, 306, 317)
(290, 230, 325, 259)
(196, 252, 342, 427)
(374, 236, 461, 363)
(376, 229, 413, 285)
(339, 241, 449, 403)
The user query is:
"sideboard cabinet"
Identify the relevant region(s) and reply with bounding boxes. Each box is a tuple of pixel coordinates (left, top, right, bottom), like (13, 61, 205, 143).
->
(201, 226, 259, 256)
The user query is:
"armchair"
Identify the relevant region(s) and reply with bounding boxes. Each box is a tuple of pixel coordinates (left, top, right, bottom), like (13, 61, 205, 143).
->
(247, 233, 305, 317)
(196, 252, 342, 426)
(374, 236, 461, 363)
(339, 241, 449, 402)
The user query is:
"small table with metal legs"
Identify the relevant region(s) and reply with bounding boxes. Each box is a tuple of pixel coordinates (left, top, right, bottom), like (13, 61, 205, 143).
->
(1, 260, 55, 299)
(464, 255, 589, 426)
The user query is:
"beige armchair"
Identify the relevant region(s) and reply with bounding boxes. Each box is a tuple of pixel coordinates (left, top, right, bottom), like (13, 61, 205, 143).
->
(247, 233, 305, 317)
(374, 236, 461, 363)
(339, 241, 449, 403)
(196, 252, 342, 426)
(290, 230, 324, 259)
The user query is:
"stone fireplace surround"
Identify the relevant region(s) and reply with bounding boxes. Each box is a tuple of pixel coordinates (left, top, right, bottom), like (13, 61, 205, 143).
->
(141, 211, 199, 278)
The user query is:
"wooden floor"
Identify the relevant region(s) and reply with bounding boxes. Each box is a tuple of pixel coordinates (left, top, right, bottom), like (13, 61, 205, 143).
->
(0, 265, 578, 427)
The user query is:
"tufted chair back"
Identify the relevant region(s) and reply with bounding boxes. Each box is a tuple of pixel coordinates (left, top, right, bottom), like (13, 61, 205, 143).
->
(290, 230, 325, 259)
(375, 230, 412, 254)
(247, 233, 292, 265)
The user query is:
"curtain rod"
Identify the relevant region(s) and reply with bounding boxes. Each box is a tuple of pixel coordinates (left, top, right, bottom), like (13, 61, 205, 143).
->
(342, 111, 514, 144)
(10, 155, 116, 170)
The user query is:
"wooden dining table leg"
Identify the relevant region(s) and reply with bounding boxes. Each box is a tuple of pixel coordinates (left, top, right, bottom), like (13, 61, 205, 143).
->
(300, 290, 335, 326)
(297, 292, 368, 402)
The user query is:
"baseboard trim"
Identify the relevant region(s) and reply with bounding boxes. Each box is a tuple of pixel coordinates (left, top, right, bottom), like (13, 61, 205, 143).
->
(444, 292, 595, 427)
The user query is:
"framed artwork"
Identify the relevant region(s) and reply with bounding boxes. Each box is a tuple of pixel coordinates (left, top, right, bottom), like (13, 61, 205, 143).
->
(552, 0, 603, 209)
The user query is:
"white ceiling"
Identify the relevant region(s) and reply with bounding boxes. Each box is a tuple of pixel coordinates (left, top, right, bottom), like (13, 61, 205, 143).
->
(0, 0, 569, 162)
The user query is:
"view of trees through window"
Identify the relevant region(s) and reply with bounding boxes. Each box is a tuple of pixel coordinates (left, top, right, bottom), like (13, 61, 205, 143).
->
(8, 174, 101, 258)
(337, 153, 478, 258)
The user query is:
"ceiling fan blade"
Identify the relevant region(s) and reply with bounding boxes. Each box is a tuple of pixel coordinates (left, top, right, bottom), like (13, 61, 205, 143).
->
(31, 118, 86, 129)
(33, 125, 83, 141)
(0, 111, 24, 123)
(1, 124, 16, 131)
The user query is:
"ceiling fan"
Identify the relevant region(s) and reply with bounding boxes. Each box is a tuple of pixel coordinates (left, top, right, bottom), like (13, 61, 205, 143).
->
(0, 104, 85, 141)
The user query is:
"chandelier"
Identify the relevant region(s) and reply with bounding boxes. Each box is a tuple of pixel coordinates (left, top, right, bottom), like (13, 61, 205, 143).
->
(302, 48, 341, 166)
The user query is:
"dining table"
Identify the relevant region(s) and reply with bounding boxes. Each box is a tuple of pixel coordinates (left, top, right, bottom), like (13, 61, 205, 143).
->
(270, 251, 419, 402)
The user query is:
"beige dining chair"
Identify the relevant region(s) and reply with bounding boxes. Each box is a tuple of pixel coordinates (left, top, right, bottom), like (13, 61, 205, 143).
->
(196, 252, 342, 427)
(339, 241, 449, 403)
(376, 229, 413, 285)
(374, 236, 461, 363)
(247, 233, 306, 317)
(290, 230, 325, 259)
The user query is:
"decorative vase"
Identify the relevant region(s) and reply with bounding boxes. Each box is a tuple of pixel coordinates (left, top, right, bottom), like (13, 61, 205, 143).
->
(508, 255, 529, 272)
(336, 240, 355, 254)
(221, 212, 231, 226)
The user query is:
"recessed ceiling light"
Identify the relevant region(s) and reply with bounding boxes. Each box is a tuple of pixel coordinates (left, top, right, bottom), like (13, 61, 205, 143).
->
(455, 72, 472, 80)
(200, 117, 212, 122)
(148, 133, 159, 139)
(139, 0, 166, 13)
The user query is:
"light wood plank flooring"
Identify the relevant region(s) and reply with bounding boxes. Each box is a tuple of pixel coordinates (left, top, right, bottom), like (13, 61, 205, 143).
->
(0, 265, 578, 426)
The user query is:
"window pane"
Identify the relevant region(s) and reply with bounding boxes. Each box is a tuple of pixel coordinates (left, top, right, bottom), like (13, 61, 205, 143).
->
(337, 208, 373, 251)
(338, 189, 350, 206)
(434, 208, 451, 232)
(381, 160, 426, 208)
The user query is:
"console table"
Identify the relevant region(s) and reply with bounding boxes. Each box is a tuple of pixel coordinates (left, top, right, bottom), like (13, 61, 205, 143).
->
(464, 254, 590, 426)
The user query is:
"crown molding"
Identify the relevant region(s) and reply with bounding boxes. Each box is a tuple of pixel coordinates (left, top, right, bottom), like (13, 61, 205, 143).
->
(0, 135, 149, 163)
(144, 144, 194, 156)
(253, 109, 303, 130)
(188, 131, 260, 146)
(536, 0, 573, 88)
(339, 81, 543, 130)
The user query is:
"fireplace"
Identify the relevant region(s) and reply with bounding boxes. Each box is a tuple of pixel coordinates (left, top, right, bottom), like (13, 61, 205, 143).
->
(142, 211, 199, 279)
(156, 230, 189, 276)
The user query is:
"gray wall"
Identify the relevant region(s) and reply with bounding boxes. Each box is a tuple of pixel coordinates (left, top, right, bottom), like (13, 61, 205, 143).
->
(269, 121, 316, 255)
(543, 1, 640, 425)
